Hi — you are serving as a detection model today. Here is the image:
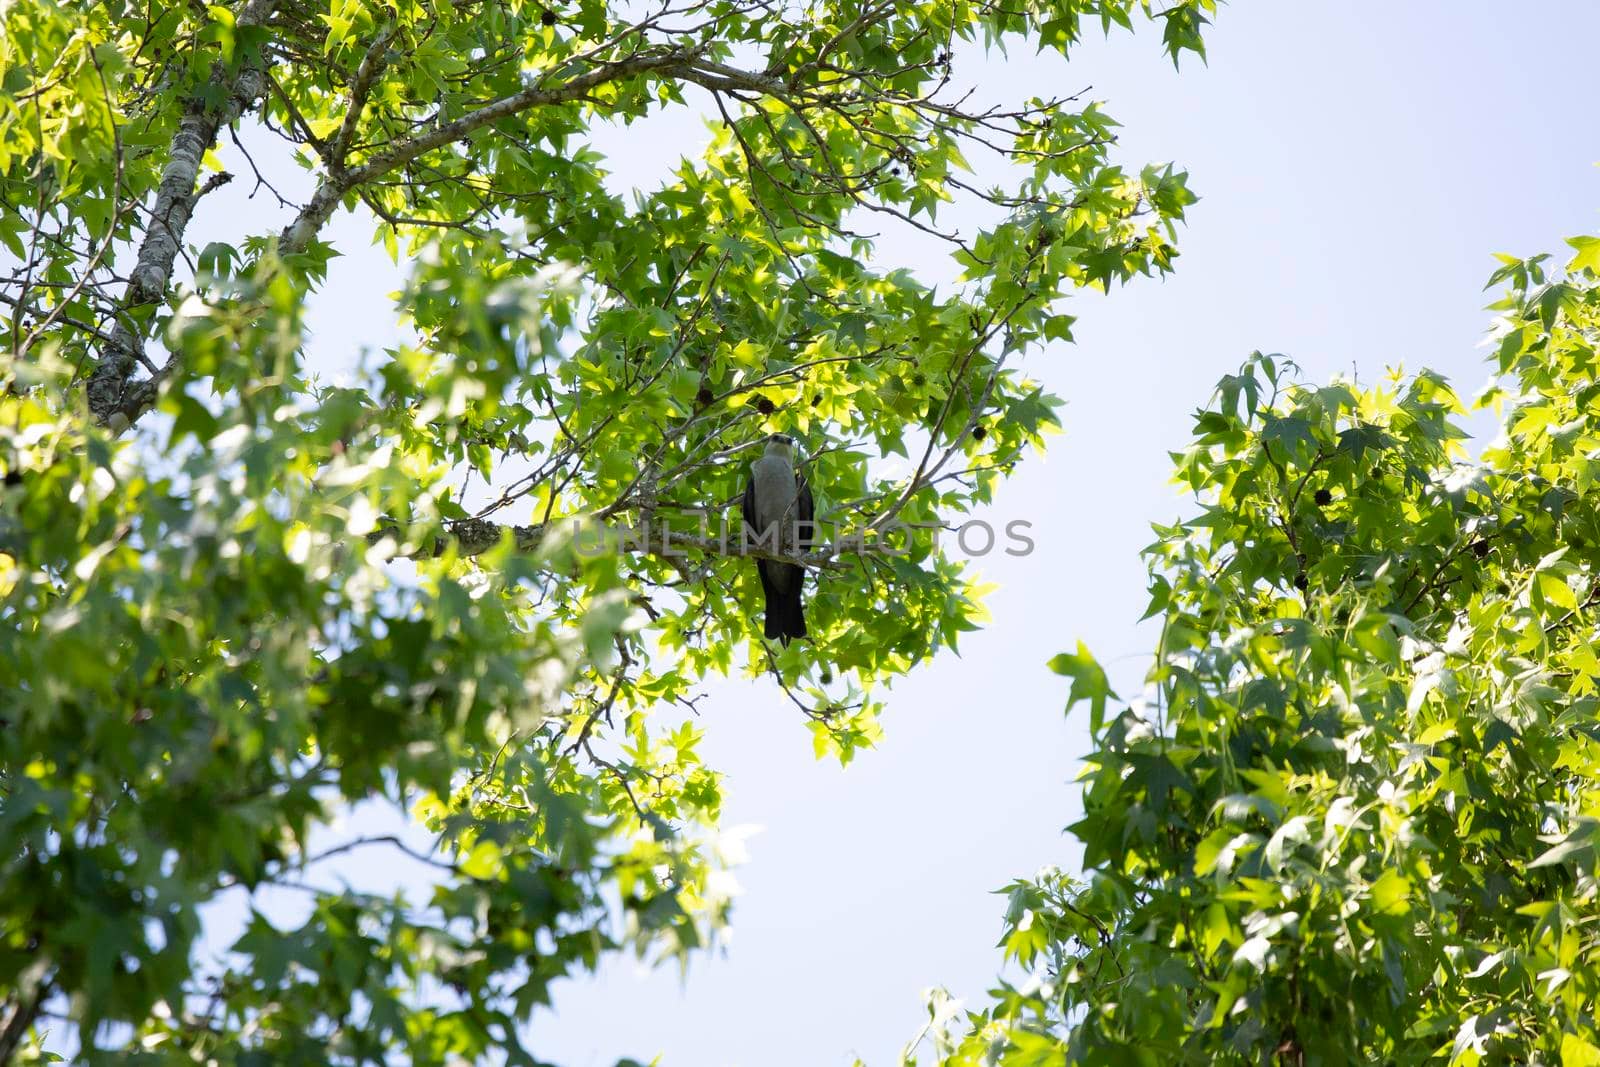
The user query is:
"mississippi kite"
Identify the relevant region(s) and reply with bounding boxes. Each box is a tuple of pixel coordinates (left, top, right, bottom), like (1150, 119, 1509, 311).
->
(741, 433, 814, 645)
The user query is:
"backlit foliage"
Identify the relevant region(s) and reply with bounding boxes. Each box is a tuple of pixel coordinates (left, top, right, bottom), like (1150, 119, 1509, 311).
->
(0, 0, 1211, 1059)
(913, 241, 1600, 1065)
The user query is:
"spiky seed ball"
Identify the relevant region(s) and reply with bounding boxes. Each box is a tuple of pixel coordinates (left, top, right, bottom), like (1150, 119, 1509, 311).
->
(755, 395, 776, 415)
(1314, 488, 1332, 507)
(539, 8, 557, 24)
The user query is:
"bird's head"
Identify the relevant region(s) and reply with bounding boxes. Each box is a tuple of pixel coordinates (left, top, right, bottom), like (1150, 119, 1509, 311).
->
(763, 432, 796, 457)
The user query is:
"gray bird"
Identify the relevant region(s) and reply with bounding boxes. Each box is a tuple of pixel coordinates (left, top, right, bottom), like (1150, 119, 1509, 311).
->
(741, 433, 814, 645)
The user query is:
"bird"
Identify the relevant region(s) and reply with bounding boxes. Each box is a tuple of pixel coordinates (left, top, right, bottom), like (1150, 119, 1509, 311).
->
(741, 432, 814, 645)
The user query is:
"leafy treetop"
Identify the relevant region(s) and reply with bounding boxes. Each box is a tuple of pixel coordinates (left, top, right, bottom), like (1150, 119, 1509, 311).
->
(0, 0, 1210, 1061)
(908, 238, 1600, 1066)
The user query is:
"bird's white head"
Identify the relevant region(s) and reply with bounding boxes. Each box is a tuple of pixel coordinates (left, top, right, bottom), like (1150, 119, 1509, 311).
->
(763, 432, 796, 458)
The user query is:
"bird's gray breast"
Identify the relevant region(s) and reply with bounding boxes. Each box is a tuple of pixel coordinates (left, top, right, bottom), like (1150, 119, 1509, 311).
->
(750, 454, 800, 542)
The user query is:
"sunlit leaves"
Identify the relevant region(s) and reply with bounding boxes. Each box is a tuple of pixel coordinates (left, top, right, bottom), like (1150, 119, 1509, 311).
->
(3, 0, 1216, 1059)
(915, 250, 1600, 1065)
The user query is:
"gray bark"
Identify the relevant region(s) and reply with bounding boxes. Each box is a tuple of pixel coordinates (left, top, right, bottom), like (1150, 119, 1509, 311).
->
(87, 0, 281, 430)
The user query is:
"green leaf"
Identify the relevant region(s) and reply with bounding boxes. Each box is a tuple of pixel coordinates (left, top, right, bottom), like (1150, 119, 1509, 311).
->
(1566, 235, 1600, 275)
(1048, 641, 1115, 733)
(1527, 819, 1599, 870)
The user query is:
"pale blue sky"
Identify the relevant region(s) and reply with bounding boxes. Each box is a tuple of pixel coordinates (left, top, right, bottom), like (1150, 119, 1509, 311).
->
(187, 3, 1600, 1066)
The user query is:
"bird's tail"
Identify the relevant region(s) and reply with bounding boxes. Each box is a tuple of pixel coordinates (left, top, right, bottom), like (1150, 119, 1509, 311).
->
(764, 587, 807, 646)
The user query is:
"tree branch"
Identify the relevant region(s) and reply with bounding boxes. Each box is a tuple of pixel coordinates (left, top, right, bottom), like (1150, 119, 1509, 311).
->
(373, 514, 908, 571)
(0, 966, 50, 1063)
(87, 0, 282, 431)
(328, 21, 398, 168)
(278, 44, 705, 255)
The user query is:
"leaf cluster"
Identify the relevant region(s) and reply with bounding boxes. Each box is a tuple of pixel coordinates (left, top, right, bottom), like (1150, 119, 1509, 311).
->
(0, 0, 1212, 1059)
(915, 244, 1600, 1066)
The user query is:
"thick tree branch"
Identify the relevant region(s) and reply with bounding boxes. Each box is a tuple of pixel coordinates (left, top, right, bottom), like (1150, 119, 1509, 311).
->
(87, 0, 282, 431)
(374, 515, 909, 571)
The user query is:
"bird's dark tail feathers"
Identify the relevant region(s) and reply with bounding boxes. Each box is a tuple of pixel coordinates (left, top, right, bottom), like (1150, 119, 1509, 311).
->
(763, 585, 807, 646)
